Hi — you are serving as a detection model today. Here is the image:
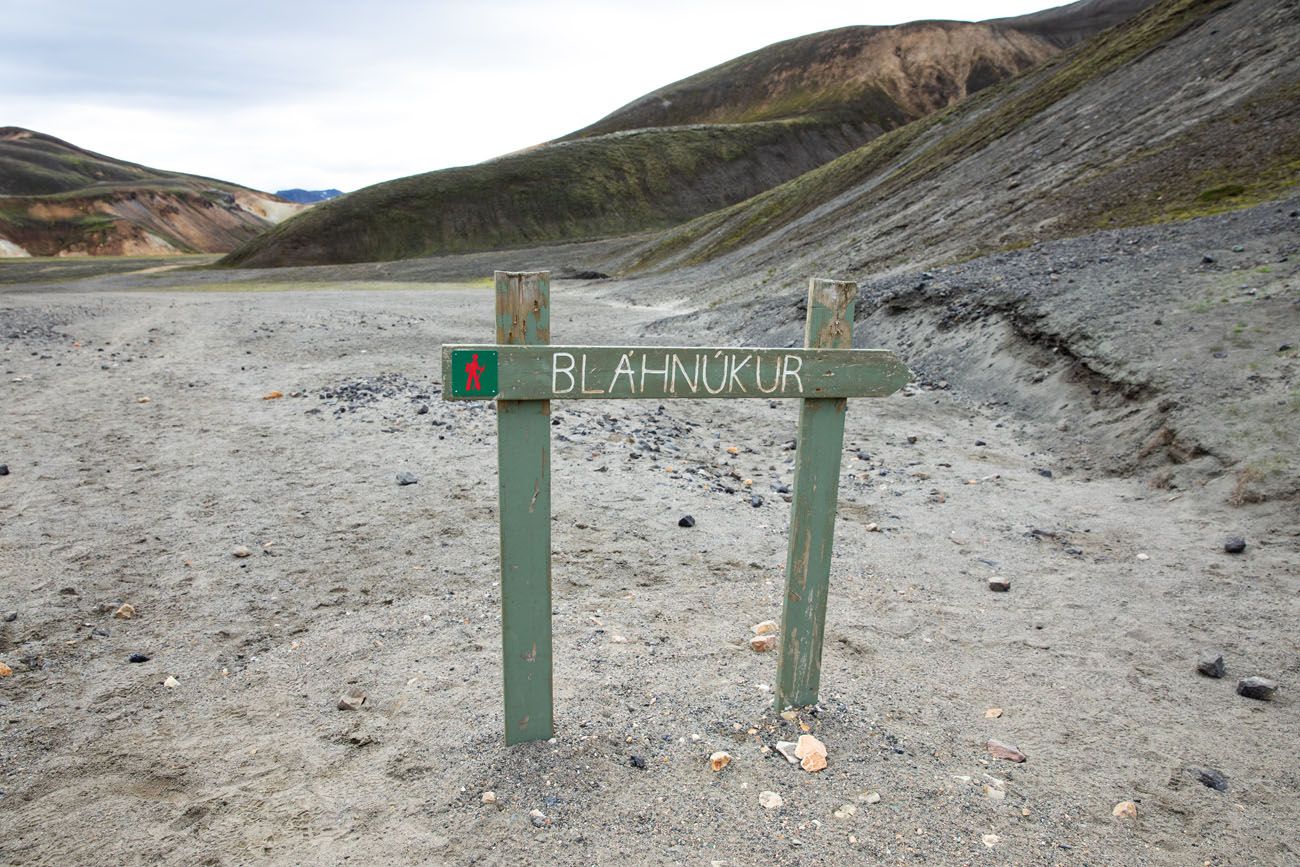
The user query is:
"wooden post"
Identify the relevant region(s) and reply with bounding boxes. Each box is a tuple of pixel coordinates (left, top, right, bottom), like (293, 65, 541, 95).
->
(774, 278, 856, 709)
(495, 270, 554, 744)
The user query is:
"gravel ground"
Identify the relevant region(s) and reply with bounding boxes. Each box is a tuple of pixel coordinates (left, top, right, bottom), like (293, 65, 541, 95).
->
(0, 213, 1296, 865)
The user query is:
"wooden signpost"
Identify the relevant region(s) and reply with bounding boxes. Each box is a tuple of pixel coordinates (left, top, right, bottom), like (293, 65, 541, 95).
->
(443, 271, 910, 744)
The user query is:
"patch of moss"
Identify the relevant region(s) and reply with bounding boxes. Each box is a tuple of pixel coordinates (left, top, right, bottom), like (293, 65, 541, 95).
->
(1197, 183, 1247, 203)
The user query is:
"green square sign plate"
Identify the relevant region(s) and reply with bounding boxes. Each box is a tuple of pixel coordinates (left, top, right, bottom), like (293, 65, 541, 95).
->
(450, 349, 499, 398)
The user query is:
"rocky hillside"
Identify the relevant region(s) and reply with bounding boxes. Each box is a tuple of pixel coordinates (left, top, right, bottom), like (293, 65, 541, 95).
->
(0, 128, 300, 257)
(990, 0, 1157, 46)
(621, 0, 1298, 290)
(221, 16, 1084, 268)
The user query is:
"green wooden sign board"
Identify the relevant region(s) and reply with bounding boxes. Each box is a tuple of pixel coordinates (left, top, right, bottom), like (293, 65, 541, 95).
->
(442, 271, 910, 745)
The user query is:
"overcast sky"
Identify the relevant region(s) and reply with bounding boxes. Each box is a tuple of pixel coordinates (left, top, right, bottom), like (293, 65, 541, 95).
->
(3, 0, 1061, 193)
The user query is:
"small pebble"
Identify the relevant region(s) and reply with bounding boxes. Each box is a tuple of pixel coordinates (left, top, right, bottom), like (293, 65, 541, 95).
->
(529, 808, 550, 828)
(749, 634, 777, 653)
(751, 620, 779, 636)
(1236, 676, 1278, 701)
(906, 435, 918, 444)
(759, 790, 783, 810)
(1112, 800, 1138, 819)
(678, 515, 695, 528)
(986, 739, 1026, 762)
(114, 603, 136, 620)
(865, 522, 880, 532)
(128, 653, 150, 664)
(833, 804, 857, 819)
(1196, 652, 1225, 678)
(774, 741, 799, 764)
(0, 661, 12, 677)
(2, 611, 16, 622)
(232, 545, 252, 558)
(983, 784, 1006, 801)
(795, 734, 827, 773)
(163, 675, 179, 689)
(982, 834, 1000, 847)
(709, 751, 732, 772)
(1223, 536, 1246, 554)
(1186, 766, 1229, 791)
(629, 755, 647, 770)
(481, 791, 497, 804)
(988, 576, 1011, 592)
(750, 495, 763, 508)
(337, 687, 367, 710)
(985, 707, 1003, 719)
(396, 471, 419, 486)
(861, 791, 881, 805)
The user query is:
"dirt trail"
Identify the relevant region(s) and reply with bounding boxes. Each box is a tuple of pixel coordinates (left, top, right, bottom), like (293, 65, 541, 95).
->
(0, 278, 1295, 865)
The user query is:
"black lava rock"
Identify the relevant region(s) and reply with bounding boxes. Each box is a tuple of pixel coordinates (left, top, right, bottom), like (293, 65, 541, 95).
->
(2, 610, 17, 622)
(1197, 652, 1225, 678)
(1237, 676, 1278, 701)
(1187, 767, 1229, 792)
(1036, 468, 1053, 479)
(1223, 537, 1246, 554)
(1202, 254, 1217, 264)
(629, 755, 647, 770)
(415, 404, 429, 415)
(750, 495, 764, 508)
(974, 440, 986, 447)
(396, 472, 419, 486)
(677, 515, 695, 528)
(128, 653, 151, 664)
(0, 464, 9, 476)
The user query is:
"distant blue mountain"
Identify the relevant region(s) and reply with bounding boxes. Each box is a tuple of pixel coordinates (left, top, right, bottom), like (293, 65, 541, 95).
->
(275, 188, 343, 204)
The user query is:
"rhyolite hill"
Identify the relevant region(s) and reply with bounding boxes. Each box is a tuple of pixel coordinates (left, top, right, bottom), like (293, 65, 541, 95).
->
(228, 0, 1294, 274)
(0, 129, 300, 257)
(619, 0, 1298, 285)
(220, 14, 1081, 268)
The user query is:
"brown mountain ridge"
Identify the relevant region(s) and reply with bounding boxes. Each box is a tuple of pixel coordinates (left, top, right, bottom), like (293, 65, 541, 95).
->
(0, 127, 300, 258)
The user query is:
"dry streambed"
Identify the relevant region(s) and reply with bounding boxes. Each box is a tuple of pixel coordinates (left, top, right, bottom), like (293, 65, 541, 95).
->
(0, 278, 1295, 865)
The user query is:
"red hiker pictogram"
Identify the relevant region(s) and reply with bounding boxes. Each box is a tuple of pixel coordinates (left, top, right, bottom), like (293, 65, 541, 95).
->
(465, 353, 486, 391)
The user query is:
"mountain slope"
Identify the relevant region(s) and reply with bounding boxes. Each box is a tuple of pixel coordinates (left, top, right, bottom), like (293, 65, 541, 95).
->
(561, 21, 1056, 137)
(0, 128, 301, 257)
(622, 0, 1299, 288)
(222, 19, 1070, 268)
(989, 0, 1156, 46)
